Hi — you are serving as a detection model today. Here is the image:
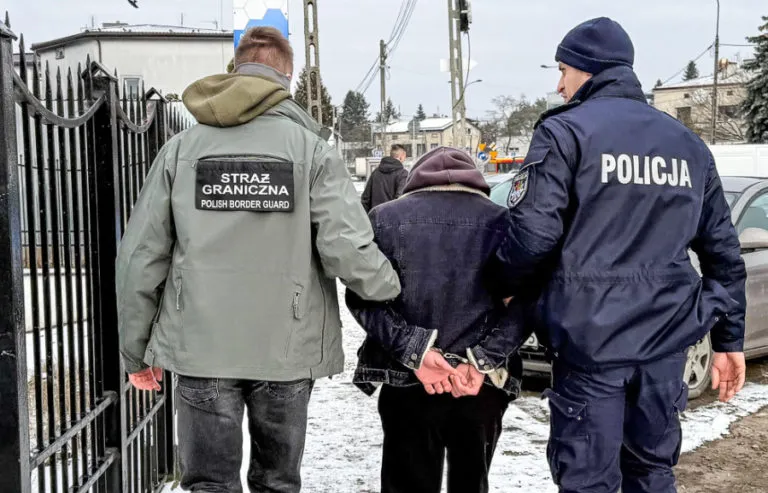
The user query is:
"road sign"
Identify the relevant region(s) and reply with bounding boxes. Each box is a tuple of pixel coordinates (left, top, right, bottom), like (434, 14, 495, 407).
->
(478, 152, 489, 162)
(234, 0, 289, 49)
(372, 149, 384, 158)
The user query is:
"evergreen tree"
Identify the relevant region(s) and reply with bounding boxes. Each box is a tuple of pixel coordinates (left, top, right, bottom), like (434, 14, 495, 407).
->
(415, 103, 427, 121)
(375, 98, 401, 123)
(743, 15, 768, 143)
(683, 60, 700, 81)
(294, 66, 334, 125)
(339, 90, 371, 142)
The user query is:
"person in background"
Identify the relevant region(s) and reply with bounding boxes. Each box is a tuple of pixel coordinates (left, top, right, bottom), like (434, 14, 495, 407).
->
(117, 26, 400, 493)
(496, 17, 747, 493)
(348, 146, 528, 493)
(361, 143, 409, 212)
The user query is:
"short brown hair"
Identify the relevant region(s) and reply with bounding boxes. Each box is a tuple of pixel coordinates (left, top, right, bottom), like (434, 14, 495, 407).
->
(235, 27, 294, 75)
(390, 144, 407, 158)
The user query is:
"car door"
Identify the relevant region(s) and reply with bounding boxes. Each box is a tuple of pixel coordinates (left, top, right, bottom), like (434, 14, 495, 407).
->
(734, 188, 768, 356)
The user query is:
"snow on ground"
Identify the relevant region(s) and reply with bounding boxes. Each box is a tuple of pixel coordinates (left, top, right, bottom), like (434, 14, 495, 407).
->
(162, 283, 768, 493)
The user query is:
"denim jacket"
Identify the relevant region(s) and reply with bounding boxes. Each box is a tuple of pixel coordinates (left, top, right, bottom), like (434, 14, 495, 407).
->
(346, 185, 531, 397)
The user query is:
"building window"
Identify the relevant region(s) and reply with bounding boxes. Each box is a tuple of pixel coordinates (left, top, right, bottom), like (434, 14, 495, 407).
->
(123, 77, 142, 99)
(719, 105, 739, 118)
(430, 143, 439, 150)
(676, 106, 692, 125)
(431, 133, 440, 140)
(727, 90, 734, 96)
(55, 47, 65, 60)
(683, 93, 690, 99)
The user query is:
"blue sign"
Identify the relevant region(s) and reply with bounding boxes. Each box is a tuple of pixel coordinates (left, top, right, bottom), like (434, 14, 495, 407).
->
(234, 1, 289, 49)
(478, 152, 489, 162)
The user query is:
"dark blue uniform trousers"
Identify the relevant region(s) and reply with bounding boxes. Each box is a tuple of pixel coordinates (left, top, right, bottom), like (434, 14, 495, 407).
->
(544, 352, 689, 493)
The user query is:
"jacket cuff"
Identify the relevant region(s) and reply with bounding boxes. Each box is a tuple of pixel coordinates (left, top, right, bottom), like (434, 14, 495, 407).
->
(466, 347, 508, 389)
(122, 353, 150, 374)
(466, 345, 501, 373)
(401, 329, 438, 370)
(711, 338, 744, 353)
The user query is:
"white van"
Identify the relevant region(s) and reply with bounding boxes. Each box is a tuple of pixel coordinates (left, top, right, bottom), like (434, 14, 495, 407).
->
(709, 144, 768, 177)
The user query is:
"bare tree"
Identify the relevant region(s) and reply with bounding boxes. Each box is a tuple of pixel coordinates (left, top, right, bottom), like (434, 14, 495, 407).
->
(682, 71, 752, 143)
(485, 95, 547, 152)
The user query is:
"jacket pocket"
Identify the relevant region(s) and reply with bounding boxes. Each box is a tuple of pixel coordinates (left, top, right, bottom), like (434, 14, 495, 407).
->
(544, 389, 591, 488)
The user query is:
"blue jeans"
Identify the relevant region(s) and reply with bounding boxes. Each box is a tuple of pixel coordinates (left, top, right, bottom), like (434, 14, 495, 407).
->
(545, 352, 689, 493)
(176, 376, 314, 493)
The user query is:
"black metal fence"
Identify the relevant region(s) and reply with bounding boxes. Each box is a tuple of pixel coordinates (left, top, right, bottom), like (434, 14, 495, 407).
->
(0, 14, 191, 493)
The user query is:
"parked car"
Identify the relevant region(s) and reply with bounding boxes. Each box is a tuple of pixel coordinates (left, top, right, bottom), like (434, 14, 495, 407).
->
(486, 174, 768, 399)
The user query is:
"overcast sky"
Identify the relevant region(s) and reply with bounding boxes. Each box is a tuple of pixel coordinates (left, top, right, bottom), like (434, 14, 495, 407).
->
(7, 0, 765, 119)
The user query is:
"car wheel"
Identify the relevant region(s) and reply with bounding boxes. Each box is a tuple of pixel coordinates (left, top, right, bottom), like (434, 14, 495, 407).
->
(683, 334, 713, 400)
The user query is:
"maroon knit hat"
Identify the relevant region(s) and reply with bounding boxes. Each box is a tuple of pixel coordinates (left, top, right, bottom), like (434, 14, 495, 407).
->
(403, 146, 490, 195)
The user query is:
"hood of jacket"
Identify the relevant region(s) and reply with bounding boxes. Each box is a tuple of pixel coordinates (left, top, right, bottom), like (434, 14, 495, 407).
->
(403, 146, 490, 195)
(182, 72, 292, 128)
(377, 156, 406, 174)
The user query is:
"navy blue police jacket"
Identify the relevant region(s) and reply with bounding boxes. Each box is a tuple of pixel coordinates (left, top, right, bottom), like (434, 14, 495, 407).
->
(497, 65, 747, 371)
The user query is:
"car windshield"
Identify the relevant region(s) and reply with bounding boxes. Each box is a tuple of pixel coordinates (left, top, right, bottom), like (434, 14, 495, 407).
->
(489, 178, 513, 206)
(724, 192, 739, 208)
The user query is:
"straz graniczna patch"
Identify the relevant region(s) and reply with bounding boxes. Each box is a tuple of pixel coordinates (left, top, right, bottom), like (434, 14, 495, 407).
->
(507, 170, 529, 208)
(195, 158, 295, 212)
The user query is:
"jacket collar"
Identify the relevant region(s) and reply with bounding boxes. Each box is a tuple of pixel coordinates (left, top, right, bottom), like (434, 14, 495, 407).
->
(235, 62, 291, 90)
(572, 65, 647, 104)
(400, 183, 490, 200)
(535, 66, 646, 128)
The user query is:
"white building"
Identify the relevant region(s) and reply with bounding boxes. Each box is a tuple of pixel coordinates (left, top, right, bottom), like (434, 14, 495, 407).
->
(373, 117, 483, 159)
(31, 23, 233, 98)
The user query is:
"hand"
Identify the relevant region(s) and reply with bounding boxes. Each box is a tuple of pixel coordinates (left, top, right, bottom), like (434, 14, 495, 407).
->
(450, 363, 485, 398)
(711, 352, 746, 402)
(129, 367, 163, 392)
(414, 350, 457, 395)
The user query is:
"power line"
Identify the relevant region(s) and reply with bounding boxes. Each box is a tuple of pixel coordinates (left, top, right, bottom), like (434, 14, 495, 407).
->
(662, 43, 714, 85)
(387, 0, 418, 57)
(453, 31, 472, 111)
(352, 0, 416, 96)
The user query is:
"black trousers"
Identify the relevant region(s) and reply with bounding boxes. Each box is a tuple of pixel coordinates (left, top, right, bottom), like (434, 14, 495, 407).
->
(378, 384, 510, 493)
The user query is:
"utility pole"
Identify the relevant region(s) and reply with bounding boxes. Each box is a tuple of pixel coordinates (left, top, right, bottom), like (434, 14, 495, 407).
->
(710, 0, 720, 145)
(303, 0, 323, 125)
(380, 39, 388, 154)
(448, 0, 469, 151)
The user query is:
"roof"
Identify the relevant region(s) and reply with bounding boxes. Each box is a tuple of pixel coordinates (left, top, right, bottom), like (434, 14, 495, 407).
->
(382, 117, 477, 134)
(656, 69, 752, 90)
(12, 52, 35, 66)
(721, 176, 767, 193)
(32, 24, 232, 51)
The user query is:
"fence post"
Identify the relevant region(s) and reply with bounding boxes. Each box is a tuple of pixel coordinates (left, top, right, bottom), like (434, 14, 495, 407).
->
(0, 19, 31, 493)
(145, 88, 176, 480)
(86, 62, 126, 493)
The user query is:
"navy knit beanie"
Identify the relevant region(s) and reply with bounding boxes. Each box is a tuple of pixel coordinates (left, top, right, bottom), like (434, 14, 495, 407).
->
(555, 17, 634, 74)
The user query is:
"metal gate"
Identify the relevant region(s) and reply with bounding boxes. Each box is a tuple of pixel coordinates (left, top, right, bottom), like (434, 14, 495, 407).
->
(0, 15, 191, 493)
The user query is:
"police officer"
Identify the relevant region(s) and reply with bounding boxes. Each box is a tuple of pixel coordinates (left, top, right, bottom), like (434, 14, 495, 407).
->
(116, 27, 400, 492)
(497, 17, 747, 493)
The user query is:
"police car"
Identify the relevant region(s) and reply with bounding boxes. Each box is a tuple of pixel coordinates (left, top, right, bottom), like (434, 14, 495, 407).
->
(487, 173, 768, 398)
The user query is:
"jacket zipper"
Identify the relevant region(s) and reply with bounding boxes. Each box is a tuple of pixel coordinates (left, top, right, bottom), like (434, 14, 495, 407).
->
(195, 154, 292, 167)
(175, 277, 182, 311)
(292, 291, 301, 319)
